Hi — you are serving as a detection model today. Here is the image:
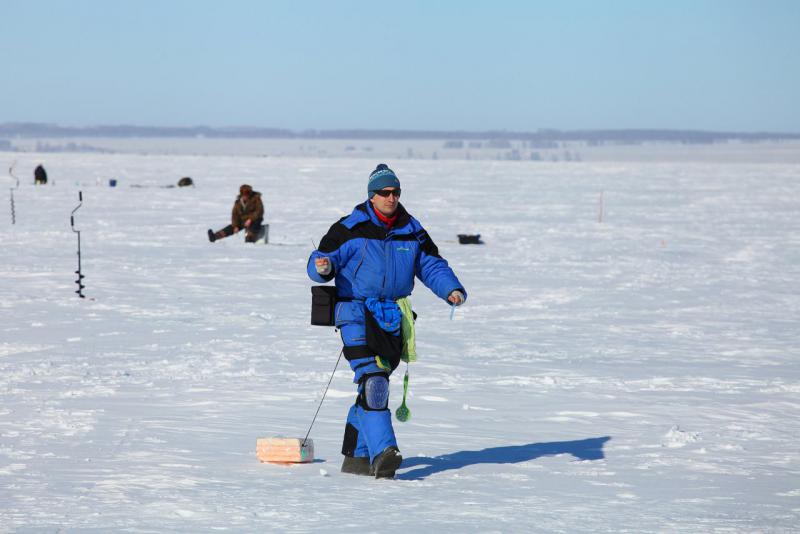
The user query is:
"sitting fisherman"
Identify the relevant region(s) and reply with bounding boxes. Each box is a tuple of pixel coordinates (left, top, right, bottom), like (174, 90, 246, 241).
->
(208, 184, 264, 243)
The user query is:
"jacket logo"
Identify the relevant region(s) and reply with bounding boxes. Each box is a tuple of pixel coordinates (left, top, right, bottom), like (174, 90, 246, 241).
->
(396, 246, 411, 252)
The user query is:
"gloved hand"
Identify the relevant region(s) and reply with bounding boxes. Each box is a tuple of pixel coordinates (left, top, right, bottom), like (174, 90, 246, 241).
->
(447, 290, 465, 306)
(315, 257, 332, 275)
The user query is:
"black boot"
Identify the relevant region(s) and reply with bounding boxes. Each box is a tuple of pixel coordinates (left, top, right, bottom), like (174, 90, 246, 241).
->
(210, 225, 235, 242)
(341, 455, 371, 476)
(371, 446, 402, 479)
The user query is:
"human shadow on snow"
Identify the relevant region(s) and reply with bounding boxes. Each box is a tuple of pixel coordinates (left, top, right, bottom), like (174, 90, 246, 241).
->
(396, 436, 611, 481)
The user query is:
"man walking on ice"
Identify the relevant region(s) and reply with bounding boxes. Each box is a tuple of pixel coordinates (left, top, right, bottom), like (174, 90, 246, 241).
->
(307, 163, 466, 479)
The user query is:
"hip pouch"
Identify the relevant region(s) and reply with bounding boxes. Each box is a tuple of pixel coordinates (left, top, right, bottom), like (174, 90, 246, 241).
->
(311, 286, 337, 326)
(364, 298, 403, 371)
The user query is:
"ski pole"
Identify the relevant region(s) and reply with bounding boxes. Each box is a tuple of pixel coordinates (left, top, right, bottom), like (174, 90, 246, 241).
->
(302, 348, 343, 446)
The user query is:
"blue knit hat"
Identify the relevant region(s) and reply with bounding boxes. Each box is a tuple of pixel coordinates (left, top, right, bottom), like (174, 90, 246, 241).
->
(367, 163, 400, 199)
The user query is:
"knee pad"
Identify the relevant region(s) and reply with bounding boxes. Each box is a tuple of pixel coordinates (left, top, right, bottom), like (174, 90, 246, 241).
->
(361, 374, 389, 410)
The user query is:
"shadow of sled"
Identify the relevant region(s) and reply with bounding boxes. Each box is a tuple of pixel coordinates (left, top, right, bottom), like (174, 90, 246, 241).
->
(397, 436, 611, 481)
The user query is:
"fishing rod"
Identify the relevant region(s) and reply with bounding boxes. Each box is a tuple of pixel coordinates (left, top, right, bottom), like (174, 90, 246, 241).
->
(302, 348, 343, 447)
(70, 191, 85, 298)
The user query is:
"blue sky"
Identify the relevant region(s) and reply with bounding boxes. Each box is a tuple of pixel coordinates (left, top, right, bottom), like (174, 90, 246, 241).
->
(2, 0, 798, 132)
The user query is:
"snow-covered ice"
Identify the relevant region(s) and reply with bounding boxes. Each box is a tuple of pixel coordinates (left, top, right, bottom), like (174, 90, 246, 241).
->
(1, 150, 799, 532)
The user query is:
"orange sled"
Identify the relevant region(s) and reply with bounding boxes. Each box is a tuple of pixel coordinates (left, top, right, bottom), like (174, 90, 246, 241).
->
(256, 437, 315, 464)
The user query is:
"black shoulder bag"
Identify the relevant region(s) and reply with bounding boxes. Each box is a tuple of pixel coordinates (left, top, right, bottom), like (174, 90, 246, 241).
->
(311, 286, 337, 326)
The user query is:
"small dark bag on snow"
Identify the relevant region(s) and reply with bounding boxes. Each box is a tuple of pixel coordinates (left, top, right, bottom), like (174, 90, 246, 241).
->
(311, 286, 337, 326)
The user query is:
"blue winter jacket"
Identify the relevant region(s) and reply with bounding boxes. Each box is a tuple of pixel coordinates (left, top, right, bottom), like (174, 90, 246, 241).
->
(307, 201, 466, 355)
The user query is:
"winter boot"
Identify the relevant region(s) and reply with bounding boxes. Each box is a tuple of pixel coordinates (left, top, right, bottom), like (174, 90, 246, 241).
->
(210, 225, 235, 242)
(341, 455, 371, 476)
(370, 446, 402, 479)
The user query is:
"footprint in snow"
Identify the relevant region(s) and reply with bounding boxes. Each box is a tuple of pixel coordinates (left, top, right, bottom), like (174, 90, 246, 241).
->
(662, 425, 701, 448)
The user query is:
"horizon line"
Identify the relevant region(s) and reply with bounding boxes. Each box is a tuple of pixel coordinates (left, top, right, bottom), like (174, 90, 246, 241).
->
(1, 122, 799, 141)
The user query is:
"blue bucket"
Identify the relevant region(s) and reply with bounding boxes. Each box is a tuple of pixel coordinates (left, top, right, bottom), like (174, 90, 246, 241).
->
(109, 179, 117, 187)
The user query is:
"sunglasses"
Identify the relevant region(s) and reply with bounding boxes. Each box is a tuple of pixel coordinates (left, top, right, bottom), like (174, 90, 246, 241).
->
(373, 188, 401, 198)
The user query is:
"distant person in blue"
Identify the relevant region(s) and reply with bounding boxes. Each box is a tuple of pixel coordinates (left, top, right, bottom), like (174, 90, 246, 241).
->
(307, 163, 466, 478)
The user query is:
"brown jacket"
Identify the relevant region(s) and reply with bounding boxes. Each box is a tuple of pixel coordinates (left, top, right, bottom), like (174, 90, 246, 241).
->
(232, 191, 264, 227)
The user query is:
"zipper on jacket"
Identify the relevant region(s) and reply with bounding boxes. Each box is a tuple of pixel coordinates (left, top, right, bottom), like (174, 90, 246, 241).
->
(382, 232, 391, 296)
(352, 238, 369, 280)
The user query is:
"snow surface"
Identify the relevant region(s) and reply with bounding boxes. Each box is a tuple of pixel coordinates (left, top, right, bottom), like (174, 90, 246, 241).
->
(1, 151, 799, 532)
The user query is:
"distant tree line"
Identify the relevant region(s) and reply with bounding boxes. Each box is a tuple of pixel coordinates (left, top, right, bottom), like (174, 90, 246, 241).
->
(1, 122, 798, 143)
